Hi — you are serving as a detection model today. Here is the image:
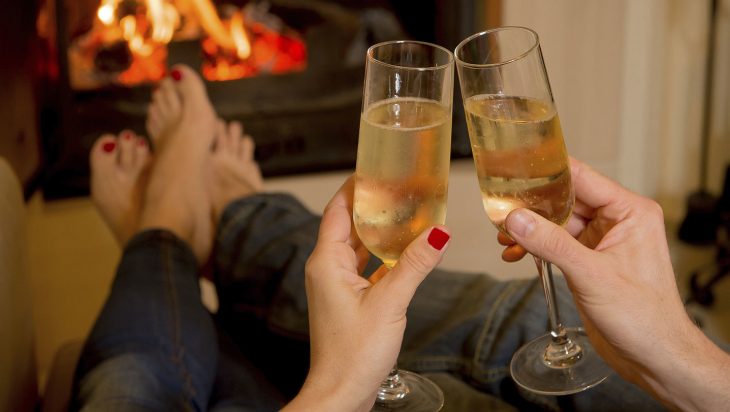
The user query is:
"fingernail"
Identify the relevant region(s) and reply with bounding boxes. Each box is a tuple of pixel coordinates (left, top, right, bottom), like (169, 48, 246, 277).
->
(137, 138, 146, 147)
(123, 131, 133, 140)
(102, 142, 116, 153)
(507, 209, 535, 238)
(427, 228, 450, 251)
(171, 69, 182, 81)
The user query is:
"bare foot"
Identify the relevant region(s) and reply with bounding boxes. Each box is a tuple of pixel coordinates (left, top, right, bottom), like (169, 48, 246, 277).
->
(210, 119, 264, 222)
(139, 65, 217, 263)
(90, 130, 150, 245)
(146, 77, 181, 147)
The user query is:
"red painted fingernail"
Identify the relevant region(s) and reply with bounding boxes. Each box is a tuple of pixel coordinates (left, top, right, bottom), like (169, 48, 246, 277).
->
(427, 228, 450, 251)
(171, 69, 182, 81)
(102, 142, 116, 153)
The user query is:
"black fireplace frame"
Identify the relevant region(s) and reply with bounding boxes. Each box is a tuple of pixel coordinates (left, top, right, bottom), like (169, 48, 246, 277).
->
(40, 0, 488, 200)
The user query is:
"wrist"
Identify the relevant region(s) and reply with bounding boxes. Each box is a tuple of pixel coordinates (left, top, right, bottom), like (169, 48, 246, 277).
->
(283, 370, 375, 412)
(639, 321, 730, 412)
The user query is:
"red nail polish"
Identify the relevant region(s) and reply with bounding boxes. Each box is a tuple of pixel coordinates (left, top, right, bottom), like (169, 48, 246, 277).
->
(137, 138, 146, 147)
(171, 69, 182, 81)
(123, 131, 133, 140)
(102, 142, 116, 153)
(427, 228, 450, 251)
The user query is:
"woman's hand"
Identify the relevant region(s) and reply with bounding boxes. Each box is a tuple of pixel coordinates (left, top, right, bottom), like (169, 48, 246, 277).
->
(284, 177, 450, 411)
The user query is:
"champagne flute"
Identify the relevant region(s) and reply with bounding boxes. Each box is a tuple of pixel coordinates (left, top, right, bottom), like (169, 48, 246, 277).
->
(353, 40, 454, 411)
(454, 27, 612, 395)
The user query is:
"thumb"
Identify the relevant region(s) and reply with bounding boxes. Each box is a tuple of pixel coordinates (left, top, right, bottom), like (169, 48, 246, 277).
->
(375, 226, 450, 302)
(505, 209, 594, 278)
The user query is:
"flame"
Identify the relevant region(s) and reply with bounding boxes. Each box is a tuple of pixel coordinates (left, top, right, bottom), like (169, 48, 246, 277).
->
(230, 11, 251, 60)
(147, 0, 179, 43)
(97, 0, 118, 26)
(79, 0, 306, 87)
(187, 0, 235, 50)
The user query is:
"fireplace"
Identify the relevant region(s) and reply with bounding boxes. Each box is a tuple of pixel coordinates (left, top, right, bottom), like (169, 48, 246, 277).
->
(36, 0, 492, 199)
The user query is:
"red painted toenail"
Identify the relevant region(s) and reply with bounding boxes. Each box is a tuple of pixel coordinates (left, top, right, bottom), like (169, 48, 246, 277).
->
(171, 69, 182, 81)
(102, 142, 116, 153)
(123, 131, 133, 140)
(137, 138, 146, 147)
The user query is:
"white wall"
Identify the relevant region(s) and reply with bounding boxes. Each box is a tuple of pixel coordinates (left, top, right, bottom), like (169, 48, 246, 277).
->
(501, 0, 730, 220)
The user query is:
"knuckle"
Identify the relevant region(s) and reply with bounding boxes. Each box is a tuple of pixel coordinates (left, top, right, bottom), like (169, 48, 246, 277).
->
(304, 251, 323, 281)
(646, 199, 664, 219)
(541, 225, 566, 253)
(398, 246, 433, 275)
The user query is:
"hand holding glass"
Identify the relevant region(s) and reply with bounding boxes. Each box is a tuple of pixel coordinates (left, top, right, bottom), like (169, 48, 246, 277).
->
(354, 40, 454, 411)
(454, 27, 612, 395)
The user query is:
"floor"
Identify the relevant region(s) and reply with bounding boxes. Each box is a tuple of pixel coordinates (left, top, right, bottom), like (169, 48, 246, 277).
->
(26, 158, 730, 388)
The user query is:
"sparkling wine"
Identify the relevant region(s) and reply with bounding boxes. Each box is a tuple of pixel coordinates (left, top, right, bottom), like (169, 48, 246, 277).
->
(354, 97, 452, 267)
(464, 95, 574, 231)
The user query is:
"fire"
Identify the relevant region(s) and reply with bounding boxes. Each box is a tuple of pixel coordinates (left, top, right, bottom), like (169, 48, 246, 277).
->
(69, 0, 306, 88)
(230, 11, 251, 60)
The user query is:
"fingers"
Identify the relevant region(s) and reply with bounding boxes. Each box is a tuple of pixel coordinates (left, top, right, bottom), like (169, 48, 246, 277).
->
(374, 226, 450, 302)
(501, 244, 527, 262)
(318, 176, 355, 244)
(497, 231, 515, 246)
(505, 208, 595, 279)
(570, 157, 628, 210)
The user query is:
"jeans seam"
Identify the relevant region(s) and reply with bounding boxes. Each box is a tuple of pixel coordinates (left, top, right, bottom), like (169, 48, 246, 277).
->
(218, 206, 248, 243)
(472, 280, 522, 373)
(162, 241, 196, 403)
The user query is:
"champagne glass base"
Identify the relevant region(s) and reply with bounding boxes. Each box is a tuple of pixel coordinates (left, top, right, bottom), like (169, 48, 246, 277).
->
(371, 370, 444, 412)
(510, 327, 612, 396)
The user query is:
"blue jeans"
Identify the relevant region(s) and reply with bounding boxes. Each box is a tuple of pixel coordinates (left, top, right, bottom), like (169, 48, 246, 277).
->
(73, 194, 666, 411)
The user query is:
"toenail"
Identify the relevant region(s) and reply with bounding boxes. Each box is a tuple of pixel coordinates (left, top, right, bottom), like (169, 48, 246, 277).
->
(123, 131, 133, 140)
(137, 138, 146, 147)
(102, 142, 116, 153)
(171, 69, 182, 81)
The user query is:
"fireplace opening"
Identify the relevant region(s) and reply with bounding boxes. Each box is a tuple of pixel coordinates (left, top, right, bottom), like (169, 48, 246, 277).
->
(36, 0, 487, 199)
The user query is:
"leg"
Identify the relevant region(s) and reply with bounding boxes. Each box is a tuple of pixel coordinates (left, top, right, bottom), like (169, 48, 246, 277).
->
(74, 231, 217, 412)
(75, 65, 220, 410)
(206, 121, 326, 397)
(207, 326, 286, 412)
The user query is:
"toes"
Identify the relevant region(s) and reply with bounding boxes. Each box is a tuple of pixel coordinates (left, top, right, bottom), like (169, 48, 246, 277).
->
(227, 121, 242, 140)
(146, 116, 158, 141)
(147, 78, 181, 143)
(159, 78, 181, 118)
(227, 121, 242, 152)
(90, 134, 119, 172)
(169, 65, 211, 116)
(213, 119, 227, 152)
(134, 137, 151, 173)
(239, 135, 255, 161)
(118, 130, 138, 170)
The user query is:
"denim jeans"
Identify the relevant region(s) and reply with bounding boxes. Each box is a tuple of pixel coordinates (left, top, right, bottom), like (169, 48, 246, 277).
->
(73, 193, 667, 411)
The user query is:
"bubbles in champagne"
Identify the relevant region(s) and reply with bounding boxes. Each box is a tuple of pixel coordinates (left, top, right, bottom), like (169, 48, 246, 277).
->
(464, 95, 574, 230)
(354, 97, 451, 266)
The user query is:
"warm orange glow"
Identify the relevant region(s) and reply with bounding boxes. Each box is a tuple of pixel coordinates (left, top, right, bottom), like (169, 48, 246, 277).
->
(187, 0, 235, 50)
(97, 2, 116, 26)
(230, 11, 251, 60)
(147, 0, 179, 43)
(120, 15, 136, 40)
(73, 0, 307, 88)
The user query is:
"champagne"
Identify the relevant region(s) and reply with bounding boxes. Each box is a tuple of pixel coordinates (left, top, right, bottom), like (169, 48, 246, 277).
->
(464, 95, 574, 232)
(354, 97, 452, 267)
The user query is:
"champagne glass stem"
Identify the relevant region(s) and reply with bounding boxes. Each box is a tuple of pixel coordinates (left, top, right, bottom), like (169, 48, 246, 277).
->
(533, 256, 584, 367)
(377, 365, 407, 401)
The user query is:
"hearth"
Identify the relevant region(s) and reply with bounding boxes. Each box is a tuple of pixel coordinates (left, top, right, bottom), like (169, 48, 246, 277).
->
(36, 0, 490, 199)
